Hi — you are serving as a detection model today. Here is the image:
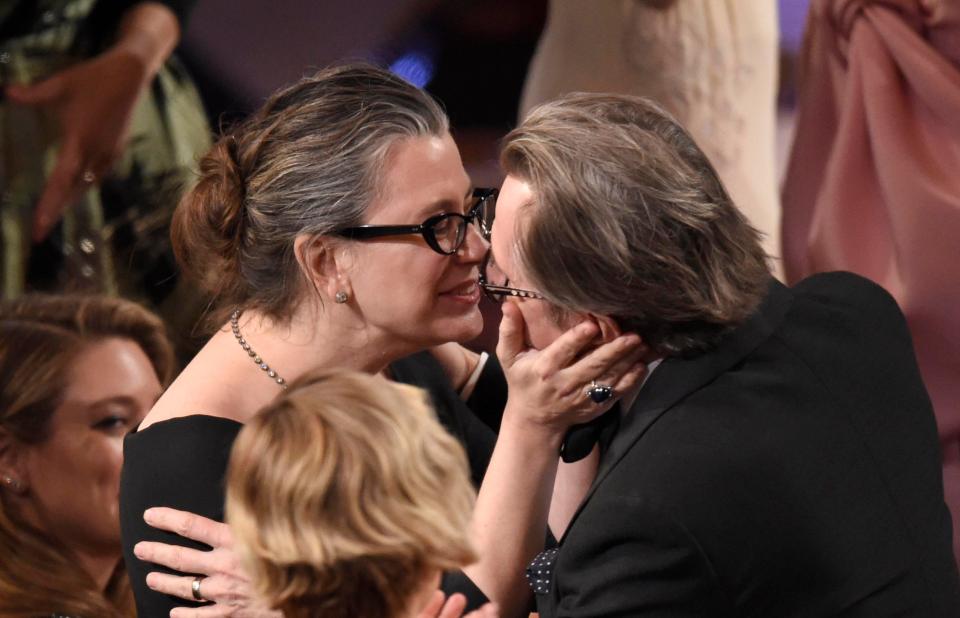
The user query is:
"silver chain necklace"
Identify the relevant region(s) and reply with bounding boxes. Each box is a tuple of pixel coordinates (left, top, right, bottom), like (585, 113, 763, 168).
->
(230, 310, 287, 389)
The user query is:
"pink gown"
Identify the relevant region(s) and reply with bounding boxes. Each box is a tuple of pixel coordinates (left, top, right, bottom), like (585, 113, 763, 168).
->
(782, 0, 960, 562)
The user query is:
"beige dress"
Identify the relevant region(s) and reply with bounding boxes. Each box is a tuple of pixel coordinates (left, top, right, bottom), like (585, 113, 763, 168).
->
(520, 0, 782, 274)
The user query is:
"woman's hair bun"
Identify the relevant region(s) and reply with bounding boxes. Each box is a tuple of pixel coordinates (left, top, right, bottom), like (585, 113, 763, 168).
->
(171, 63, 450, 331)
(171, 134, 250, 302)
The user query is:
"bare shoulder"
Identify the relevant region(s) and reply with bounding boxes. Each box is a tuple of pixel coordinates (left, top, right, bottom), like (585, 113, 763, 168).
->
(139, 336, 263, 431)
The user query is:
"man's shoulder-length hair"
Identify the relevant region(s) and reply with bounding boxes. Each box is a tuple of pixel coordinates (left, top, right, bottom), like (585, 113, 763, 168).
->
(501, 93, 771, 356)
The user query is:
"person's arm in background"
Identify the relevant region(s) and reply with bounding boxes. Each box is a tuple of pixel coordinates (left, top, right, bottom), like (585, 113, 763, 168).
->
(5, 2, 186, 241)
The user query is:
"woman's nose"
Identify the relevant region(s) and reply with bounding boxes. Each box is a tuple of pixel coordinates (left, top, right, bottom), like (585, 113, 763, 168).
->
(457, 223, 488, 263)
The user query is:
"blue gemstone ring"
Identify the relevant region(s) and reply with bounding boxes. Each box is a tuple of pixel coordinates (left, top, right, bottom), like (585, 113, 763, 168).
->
(585, 380, 614, 404)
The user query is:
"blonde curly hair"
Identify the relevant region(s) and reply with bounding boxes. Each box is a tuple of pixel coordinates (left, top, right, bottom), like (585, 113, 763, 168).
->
(226, 368, 477, 618)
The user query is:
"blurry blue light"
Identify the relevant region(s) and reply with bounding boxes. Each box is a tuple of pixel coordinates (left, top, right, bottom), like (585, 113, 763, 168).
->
(389, 51, 435, 89)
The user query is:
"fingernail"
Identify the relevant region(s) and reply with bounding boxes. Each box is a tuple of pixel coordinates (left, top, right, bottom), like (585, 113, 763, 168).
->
(143, 508, 157, 524)
(134, 542, 146, 558)
(145, 572, 158, 589)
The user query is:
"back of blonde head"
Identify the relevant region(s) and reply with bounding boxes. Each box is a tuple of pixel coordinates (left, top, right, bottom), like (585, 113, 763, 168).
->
(226, 369, 476, 618)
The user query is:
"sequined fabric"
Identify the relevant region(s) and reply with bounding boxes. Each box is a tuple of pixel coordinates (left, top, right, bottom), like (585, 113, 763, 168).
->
(0, 0, 210, 300)
(526, 547, 559, 596)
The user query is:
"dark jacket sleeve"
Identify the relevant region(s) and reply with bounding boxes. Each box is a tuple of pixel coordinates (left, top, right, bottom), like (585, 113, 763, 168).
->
(543, 497, 729, 618)
(119, 416, 240, 618)
(465, 353, 508, 433)
(390, 352, 499, 487)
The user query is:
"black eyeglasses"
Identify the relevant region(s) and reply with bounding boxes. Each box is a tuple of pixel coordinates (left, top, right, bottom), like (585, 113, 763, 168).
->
(479, 249, 546, 303)
(335, 188, 497, 256)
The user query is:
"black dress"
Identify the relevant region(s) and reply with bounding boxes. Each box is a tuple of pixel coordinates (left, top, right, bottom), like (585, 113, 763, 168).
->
(119, 351, 506, 617)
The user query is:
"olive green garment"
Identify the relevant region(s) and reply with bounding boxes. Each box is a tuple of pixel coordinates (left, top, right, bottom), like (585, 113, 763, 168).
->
(0, 0, 211, 305)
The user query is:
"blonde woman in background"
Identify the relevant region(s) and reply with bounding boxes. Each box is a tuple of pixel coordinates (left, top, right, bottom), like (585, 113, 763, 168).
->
(0, 295, 172, 617)
(520, 0, 782, 276)
(226, 369, 497, 618)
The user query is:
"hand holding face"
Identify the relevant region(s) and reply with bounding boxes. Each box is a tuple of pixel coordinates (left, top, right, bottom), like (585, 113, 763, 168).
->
(134, 507, 279, 618)
(496, 303, 648, 442)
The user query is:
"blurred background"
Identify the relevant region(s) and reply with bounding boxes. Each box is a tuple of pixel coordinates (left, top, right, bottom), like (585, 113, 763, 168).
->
(181, 0, 808, 186)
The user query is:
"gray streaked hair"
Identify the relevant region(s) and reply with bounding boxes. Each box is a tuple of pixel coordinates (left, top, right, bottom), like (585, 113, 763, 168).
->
(172, 63, 449, 327)
(501, 93, 770, 355)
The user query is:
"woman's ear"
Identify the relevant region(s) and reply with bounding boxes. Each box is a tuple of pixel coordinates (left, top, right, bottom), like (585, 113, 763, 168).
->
(293, 234, 353, 305)
(0, 429, 28, 494)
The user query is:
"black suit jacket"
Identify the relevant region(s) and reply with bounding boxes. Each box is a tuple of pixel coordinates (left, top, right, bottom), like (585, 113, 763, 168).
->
(534, 273, 960, 617)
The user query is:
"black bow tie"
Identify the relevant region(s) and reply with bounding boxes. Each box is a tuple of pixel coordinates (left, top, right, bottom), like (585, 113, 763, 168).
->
(559, 403, 621, 463)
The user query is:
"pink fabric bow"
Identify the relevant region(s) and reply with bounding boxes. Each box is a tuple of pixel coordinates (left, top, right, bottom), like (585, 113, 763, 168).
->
(782, 0, 960, 562)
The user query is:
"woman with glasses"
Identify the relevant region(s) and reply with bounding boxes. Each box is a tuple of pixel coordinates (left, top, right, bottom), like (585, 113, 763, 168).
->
(120, 64, 646, 618)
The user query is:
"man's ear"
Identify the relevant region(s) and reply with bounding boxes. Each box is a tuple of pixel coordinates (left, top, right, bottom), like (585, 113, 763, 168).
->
(0, 428, 28, 494)
(293, 234, 353, 304)
(590, 313, 623, 344)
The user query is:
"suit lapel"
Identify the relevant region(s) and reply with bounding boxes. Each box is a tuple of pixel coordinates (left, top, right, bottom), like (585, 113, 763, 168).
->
(559, 278, 793, 544)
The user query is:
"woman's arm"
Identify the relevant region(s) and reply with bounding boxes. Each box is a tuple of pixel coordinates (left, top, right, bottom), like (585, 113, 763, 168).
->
(461, 304, 646, 617)
(429, 342, 483, 393)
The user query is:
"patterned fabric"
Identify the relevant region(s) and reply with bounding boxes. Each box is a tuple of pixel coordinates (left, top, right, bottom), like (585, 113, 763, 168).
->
(0, 0, 210, 311)
(526, 547, 559, 596)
